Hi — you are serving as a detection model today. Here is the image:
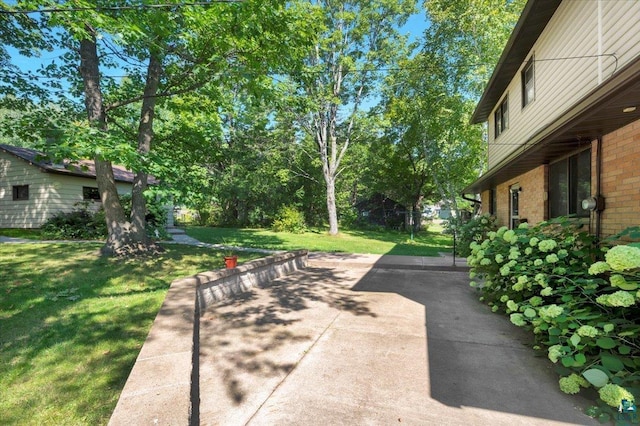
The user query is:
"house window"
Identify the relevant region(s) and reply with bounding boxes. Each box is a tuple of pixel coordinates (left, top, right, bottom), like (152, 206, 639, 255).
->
(489, 187, 497, 215)
(83, 186, 101, 201)
(549, 149, 591, 218)
(522, 56, 535, 107)
(494, 95, 509, 138)
(12, 185, 29, 201)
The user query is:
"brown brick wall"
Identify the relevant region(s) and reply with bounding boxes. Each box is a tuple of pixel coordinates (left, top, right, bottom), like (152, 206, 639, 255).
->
(599, 119, 640, 237)
(477, 118, 640, 235)
(496, 166, 547, 228)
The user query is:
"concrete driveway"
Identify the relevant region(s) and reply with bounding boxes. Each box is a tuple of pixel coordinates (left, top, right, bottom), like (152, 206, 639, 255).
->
(198, 255, 598, 425)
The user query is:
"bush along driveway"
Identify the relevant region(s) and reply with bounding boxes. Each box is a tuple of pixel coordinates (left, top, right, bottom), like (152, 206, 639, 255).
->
(467, 217, 640, 424)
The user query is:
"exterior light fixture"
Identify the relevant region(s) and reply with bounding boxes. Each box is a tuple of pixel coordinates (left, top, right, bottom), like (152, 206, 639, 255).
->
(623, 106, 637, 113)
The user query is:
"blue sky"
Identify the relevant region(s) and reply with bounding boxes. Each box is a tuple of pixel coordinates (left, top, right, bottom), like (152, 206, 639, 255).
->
(7, 6, 429, 73)
(5, 6, 429, 112)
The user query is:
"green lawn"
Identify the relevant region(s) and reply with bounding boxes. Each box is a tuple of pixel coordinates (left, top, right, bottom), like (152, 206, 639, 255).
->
(186, 224, 452, 256)
(0, 228, 46, 240)
(0, 242, 261, 426)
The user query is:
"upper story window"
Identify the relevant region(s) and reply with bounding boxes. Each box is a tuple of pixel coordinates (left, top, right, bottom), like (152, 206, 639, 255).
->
(522, 56, 535, 107)
(494, 95, 509, 138)
(12, 185, 29, 201)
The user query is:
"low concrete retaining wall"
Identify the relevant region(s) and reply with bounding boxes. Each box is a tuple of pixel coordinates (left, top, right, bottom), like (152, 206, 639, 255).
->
(109, 250, 308, 426)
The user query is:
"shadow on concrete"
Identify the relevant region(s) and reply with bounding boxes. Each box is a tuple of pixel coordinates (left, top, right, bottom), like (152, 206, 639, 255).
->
(199, 266, 376, 414)
(351, 262, 598, 425)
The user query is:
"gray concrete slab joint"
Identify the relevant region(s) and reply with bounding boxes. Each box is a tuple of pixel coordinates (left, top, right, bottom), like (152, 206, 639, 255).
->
(108, 250, 309, 426)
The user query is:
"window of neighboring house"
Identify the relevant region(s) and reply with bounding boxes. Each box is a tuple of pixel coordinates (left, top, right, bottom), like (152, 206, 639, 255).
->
(549, 149, 591, 218)
(83, 186, 101, 201)
(494, 95, 509, 138)
(522, 56, 535, 107)
(12, 185, 29, 201)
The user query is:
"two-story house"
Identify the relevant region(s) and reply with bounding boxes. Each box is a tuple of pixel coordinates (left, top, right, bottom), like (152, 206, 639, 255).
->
(464, 0, 640, 239)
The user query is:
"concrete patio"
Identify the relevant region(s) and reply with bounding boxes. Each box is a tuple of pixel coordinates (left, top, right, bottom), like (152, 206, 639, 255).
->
(197, 255, 598, 425)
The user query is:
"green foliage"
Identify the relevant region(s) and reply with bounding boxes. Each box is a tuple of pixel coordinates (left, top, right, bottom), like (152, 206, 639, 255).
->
(120, 193, 169, 240)
(2, 0, 320, 249)
(379, 0, 525, 216)
(39, 194, 169, 241)
(40, 203, 107, 240)
(446, 213, 497, 257)
(271, 205, 308, 234)
(282, 0, 416, 235)
(194, 204, 220, 227)
(468, 219, 640, 420)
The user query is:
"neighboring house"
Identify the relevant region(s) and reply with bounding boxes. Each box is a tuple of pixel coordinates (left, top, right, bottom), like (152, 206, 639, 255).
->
(0, 144, 151, 228)
(464, 0, 640, 239)
(356, 193, 406, 228)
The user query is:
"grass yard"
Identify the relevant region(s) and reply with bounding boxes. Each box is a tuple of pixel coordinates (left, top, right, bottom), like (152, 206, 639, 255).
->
(0, 242, 261, 425)
(0, 228, 46, 240)
(186, 223, 453, 256)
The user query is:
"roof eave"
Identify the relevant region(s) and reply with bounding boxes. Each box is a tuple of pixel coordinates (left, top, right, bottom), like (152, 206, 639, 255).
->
(464, 55, 640, 194)
(470, 0, 562, 124)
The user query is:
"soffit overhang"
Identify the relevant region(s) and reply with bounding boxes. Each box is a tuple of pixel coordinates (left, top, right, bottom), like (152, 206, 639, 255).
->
(464, 56, 640, 194)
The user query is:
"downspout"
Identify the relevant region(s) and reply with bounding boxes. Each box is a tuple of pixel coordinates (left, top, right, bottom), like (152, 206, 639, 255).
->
(595, 136, 603, 241)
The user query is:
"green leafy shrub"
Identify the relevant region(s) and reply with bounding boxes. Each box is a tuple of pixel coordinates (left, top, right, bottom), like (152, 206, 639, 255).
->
(271, 205, 307, 234)
(41, 203, 107, 239)
(120, 193, 169, 240)
(41, 194, 170, 241)
(468, 218, 640, 423)
(447, 213, 497, 257)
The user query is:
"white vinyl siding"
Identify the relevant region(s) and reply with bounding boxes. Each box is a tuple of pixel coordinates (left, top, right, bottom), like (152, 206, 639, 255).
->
(487, 0, 640, 169)
(0, 150, 132, 228)
(0, 150, 51, 228)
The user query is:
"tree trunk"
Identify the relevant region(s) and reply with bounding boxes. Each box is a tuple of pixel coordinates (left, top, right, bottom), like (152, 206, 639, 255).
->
(130, 53, 162, 245)
(79, 28, 161, 257)
(79, 30, 131, 256)
(325, 173, 338, 235)
(413, 194, 424, 231)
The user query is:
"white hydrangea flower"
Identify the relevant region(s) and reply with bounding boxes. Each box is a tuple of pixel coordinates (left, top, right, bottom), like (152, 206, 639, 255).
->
(546, 254, 559, 263)
(588, 261, 610, 275)
(605, 245, 640, 271)
(503, 229, 515, 242)
(576, 325, 599, 338)
(538, 239, 558, 252)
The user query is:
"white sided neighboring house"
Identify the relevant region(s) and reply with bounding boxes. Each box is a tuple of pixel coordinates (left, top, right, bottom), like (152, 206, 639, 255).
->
(0, 144, 154, 229)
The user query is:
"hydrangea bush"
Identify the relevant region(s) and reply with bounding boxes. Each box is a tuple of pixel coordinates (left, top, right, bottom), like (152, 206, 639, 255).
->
(467, 218, 640, 423)
(447, 213, 497, 257)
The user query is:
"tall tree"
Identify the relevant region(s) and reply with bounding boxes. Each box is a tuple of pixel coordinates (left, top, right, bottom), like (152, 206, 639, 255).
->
(287, 0, 416, 235)
(381, 0, 525, 219)
(1, 0, 316, 255)
(366, 119, 436, 231)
